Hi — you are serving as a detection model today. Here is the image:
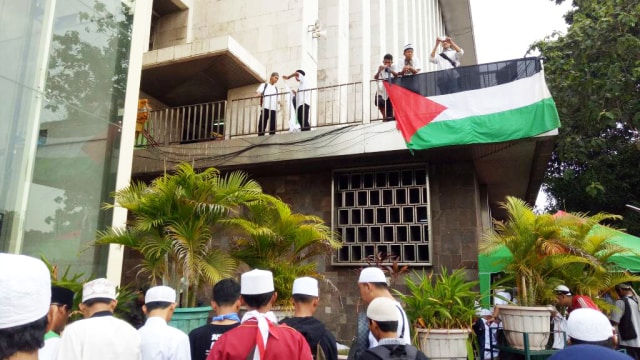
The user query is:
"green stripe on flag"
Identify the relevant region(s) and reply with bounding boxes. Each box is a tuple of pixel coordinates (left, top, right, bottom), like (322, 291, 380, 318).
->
(407, 97, 560, 150)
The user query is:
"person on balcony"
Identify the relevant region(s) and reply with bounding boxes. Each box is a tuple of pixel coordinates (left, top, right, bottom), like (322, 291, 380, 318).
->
(283, 70, 311, 131)
(429, 36, 464, 95)
(399, 44, 422, 76)
(256, 72, 280, 136)
(373, 54, 399, 121)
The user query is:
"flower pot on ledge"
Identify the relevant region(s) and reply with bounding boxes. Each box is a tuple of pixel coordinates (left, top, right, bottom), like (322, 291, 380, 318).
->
(417, 328, 470, 360)
(498, 304, 552, 350)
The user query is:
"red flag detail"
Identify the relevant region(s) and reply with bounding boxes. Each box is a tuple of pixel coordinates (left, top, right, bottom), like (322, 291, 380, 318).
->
(383, 82, 448, 142)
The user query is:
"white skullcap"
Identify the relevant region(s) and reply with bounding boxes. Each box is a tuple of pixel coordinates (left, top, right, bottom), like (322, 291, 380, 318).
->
(358, 267, 387, 284)
(567, 308, 613, 342)
(0, 253, 51, 329)
(477, 308, 493, 317)
(82, 278, 116, 303)
(367, 297, 399, 322)
(403, 43, 414, 52)
(241, 269, 274, 295)
(292, 277, 319, 297)
(554, 285, 572, 295)
(145, 286, 176, 304)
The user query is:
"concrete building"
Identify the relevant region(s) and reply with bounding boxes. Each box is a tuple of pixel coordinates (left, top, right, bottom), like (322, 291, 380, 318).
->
(130, 0, 557, 341)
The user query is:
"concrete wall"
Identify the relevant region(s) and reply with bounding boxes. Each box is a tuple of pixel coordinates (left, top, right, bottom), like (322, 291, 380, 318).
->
(250, 162, 481, 341)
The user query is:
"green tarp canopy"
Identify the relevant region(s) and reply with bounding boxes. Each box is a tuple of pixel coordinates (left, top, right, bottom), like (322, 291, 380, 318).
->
(478, 226, 640, 303)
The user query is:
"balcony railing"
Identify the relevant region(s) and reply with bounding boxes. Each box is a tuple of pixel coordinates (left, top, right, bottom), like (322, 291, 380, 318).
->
(135, 58, 542, 147)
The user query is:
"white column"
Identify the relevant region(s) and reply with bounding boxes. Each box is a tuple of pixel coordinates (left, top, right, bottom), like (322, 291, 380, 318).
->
(361, 0, 371, 123)
(105, 0, 154, 285)
(7, 0, 56, 253)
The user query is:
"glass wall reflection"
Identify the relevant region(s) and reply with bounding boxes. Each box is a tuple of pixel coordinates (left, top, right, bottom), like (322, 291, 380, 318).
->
(0, 0, 135, 276)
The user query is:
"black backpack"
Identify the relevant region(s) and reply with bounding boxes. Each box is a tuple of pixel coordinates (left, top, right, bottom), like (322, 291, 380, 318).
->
(367, 344, 419, 360)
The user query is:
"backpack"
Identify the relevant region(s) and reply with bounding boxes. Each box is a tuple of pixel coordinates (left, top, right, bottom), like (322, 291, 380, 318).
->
(367, 344, 419, 360)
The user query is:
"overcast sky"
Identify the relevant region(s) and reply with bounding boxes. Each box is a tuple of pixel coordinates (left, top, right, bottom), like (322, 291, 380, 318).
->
(470, 0, 573, 63)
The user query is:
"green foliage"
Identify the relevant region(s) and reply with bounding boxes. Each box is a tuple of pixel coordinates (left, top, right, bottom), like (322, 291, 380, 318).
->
(480, 196, 640, 306)
(532, 0, 640, 235)
(394, 267, 478, 330)
(96, 163, 263, 307)
(225, 194, 342, 305)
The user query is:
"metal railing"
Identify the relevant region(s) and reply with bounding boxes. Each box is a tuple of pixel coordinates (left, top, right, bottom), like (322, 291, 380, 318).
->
(135, 101, 226, 146)
(135, 58, 543, 146)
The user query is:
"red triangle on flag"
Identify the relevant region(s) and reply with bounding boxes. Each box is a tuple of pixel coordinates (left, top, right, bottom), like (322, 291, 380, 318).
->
(383, 82, 447, 143)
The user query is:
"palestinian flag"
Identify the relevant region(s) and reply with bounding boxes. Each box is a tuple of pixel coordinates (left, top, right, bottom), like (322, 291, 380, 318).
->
(384, 65, 561, 151)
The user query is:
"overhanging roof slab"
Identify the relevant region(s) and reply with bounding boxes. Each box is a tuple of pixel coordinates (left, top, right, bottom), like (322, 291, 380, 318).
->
(141, 36, 265, 106)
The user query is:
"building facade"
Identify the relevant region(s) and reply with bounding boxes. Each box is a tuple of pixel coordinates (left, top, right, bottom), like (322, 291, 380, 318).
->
(130, 0, 557, 341)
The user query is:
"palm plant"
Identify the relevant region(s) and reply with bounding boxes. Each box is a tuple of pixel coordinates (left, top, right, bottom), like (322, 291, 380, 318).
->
(480, 196, 639, 306)
(224, 194, 342, 305)
(394, 267, 478, 330)
(95, 163, 263, 307)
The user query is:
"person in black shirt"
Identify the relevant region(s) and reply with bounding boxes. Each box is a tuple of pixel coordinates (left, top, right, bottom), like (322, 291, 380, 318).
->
(280, 277, 338, 360)
(188, 279, 241, 360)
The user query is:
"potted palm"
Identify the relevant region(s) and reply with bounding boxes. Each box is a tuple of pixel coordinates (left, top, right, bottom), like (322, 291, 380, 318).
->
(95, 163, 263, 332)
(394, 267, 478, 360)
(224, 194, 342, 311)
(479, 196, 639, 350)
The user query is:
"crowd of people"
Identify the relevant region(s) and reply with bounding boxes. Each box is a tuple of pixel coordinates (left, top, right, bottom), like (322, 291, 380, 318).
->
(4, 252, 638, 360)
(0, 253, 428, 360)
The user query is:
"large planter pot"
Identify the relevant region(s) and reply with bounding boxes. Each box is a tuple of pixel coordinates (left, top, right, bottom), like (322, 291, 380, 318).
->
(498, 304, 552, 350)
(416, 328, 470, 360)
(169, 306, 212, 334)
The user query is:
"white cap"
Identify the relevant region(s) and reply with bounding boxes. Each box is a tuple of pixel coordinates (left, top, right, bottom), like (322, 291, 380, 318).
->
(241, 269, 275, 295)
(0, 253, 51, 329)
(567, 308, 613, 342)
(358, 267, 387, 284)
(403, 43, 414, 52)
(477, 308, 493, 317)
(145, 286, 177, 304)
(554, 285, 572, 295)
(367, 297, 399, 322)
(292, 277, 319, 297)
(82, 278, 116, 302)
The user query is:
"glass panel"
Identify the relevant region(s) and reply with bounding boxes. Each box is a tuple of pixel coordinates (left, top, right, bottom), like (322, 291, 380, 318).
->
(0, 0, 136, 277)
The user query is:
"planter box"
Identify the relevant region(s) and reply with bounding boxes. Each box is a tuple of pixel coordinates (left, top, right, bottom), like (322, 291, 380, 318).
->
(169, 306, 212, 334)
(416, 328, 470, 360)
(498, 305, 552, 350)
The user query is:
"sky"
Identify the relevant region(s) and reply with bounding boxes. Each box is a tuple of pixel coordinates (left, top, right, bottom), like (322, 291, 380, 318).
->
(470, 0, 573, 63)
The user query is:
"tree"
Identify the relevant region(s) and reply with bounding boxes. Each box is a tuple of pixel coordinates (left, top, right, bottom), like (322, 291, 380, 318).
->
(532, 0, 640, 235)
(96, 163, 264, 307)
(225, 194, 342, 305)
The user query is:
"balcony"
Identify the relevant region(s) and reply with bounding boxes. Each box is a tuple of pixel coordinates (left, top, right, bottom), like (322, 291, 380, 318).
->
(132, 58, 557, 219)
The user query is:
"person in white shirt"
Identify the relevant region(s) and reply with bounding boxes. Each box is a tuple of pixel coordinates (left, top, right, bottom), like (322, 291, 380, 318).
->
(138, 286, 191, 360)
(357, 268, 411, 349)
(429, 36, 464, 94)
(399, 44, 422, 76)
(256, 72, 280, 136)
(58, 278, 141, 360)
(283, 70, 311, 131)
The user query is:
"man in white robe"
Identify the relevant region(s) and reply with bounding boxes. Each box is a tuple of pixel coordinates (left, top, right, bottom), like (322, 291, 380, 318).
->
(138, 286, 191, 360)
(58, 278, 141, 360)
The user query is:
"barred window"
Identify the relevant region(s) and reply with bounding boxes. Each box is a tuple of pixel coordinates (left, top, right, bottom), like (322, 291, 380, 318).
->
(333, 166, 431, 265)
